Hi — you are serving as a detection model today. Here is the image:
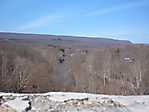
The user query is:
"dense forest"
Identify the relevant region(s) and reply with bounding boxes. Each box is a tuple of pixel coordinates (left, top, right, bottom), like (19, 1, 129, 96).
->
(0, 33, 149, 95)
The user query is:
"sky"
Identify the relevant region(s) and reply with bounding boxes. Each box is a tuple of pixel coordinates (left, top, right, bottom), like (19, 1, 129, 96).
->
(0, 0, 149, 43)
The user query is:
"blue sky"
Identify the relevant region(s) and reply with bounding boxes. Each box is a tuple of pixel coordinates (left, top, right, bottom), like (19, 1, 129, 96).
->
(0, 0, 149, 43)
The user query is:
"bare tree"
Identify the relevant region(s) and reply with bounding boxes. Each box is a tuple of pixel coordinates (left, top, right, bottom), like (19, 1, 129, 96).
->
(13, 58, 31, 93)
(1, 51, 7, 80)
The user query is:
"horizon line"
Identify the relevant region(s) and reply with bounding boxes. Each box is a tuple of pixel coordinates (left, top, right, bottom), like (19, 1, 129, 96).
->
(0, 31, 133, 42)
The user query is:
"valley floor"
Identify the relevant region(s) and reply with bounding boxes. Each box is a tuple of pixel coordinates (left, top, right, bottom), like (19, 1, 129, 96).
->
(0, 92, 149, 112)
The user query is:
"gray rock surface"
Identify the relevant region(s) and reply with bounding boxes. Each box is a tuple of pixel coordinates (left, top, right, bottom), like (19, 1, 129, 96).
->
(0, 92, 149, 112)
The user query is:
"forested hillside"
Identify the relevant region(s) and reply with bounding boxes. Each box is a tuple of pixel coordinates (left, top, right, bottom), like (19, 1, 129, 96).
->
(0, 32, 149, 95)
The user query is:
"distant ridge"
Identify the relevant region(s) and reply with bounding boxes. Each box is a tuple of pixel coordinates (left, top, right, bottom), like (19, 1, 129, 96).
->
(0, 32, 132, 48)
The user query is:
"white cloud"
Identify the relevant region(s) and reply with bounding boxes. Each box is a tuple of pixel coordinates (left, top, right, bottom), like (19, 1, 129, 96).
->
(16, 13, 64, 32)
(87, 1, 148, 16)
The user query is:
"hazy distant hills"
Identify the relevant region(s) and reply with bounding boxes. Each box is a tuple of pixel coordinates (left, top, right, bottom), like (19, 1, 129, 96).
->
(0, 32, 132, 48)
